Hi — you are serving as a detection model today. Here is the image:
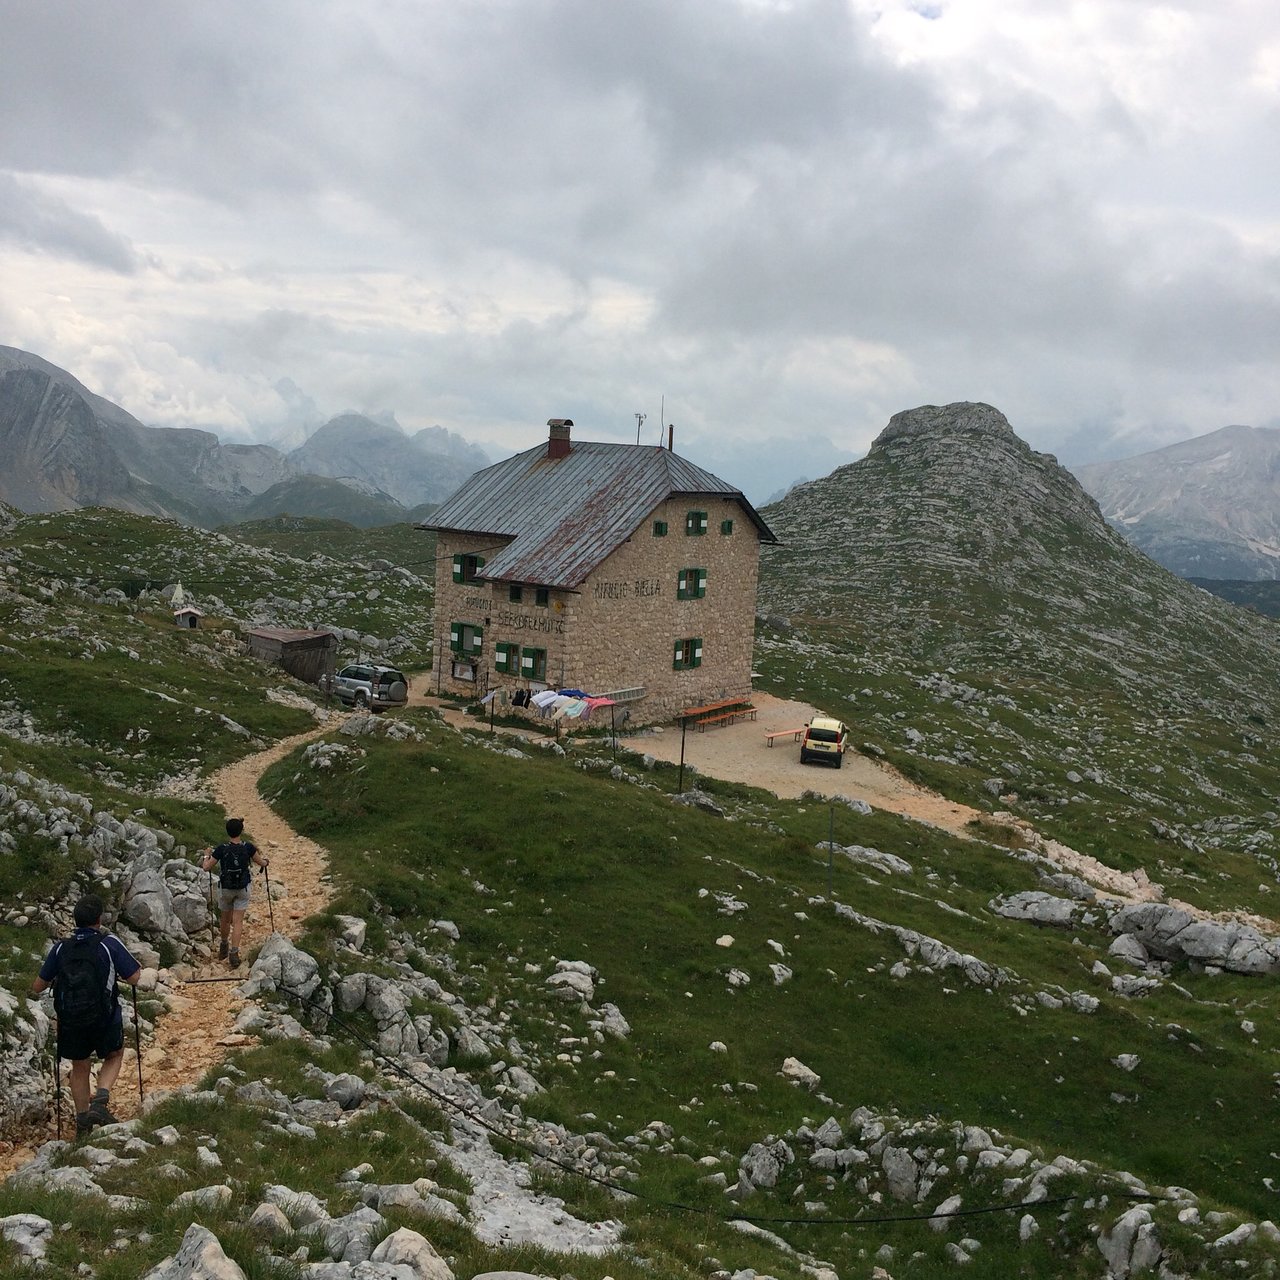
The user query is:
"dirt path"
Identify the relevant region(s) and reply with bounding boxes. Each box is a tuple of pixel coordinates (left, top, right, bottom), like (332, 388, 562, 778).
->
(128, 723, 336, 1116)
(3, 722, 335, 1175)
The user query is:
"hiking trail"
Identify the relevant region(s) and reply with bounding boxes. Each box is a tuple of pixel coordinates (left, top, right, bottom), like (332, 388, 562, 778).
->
(2, 722, 334, 1176)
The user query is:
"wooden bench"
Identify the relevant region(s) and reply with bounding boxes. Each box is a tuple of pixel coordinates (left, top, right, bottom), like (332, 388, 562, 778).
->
(694, 706, 757, 730)
(764, 727, 806, 746)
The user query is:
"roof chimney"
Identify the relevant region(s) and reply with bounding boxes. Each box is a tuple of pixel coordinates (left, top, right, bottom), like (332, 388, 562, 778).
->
(547, 418, 573, 459)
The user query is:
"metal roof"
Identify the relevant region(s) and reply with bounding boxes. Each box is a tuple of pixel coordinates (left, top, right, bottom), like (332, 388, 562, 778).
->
(421, 440, 776, 589)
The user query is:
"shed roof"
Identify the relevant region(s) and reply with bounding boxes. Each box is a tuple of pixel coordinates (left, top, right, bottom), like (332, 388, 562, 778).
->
(244, 627, 337, 645)
(421, 440, 775, 589)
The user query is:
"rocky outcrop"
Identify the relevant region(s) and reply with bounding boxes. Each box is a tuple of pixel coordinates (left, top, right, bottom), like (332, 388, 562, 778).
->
(1109, 903, 1280, 976)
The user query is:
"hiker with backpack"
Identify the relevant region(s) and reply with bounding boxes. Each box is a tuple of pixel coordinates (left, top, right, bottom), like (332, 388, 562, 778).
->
(31, 893, 142, 1135)
(201, 817, 270, 969)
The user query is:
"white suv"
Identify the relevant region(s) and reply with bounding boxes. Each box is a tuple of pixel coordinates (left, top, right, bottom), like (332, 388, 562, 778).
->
(332, 664, 409, 711)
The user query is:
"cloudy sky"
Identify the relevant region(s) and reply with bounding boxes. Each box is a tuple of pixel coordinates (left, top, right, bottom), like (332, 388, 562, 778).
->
(2, 0, 1277, 501)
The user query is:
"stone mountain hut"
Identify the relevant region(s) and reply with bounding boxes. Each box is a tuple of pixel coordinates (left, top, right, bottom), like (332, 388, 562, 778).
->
(419, 418, 776, 725)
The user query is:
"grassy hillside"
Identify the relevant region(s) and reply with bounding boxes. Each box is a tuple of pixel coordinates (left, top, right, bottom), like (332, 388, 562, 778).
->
(4, 433, 1280, 1279)
(757, 405, 1280, 918)
(2, 507, 437, 668)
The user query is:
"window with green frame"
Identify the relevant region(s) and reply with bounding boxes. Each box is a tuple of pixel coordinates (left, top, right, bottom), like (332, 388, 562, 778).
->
(508, 584, 523, 603)
(495, 641, 519, 673)
(720, 518, 734, 535)
(520, 646, 547, 680)
(653, 519, 668, 537)
(672, 637, 702, 669)
(676, 567, 707, 600)
(684, 510, 708, 536)
(448, 621, 483, 655)
(451, 552, 486, 583)
(534, 587, 549, 607)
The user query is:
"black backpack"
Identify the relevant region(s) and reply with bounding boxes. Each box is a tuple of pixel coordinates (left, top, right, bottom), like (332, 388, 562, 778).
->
(54, 935, 114, 1030)
(218, 842, 253, 890)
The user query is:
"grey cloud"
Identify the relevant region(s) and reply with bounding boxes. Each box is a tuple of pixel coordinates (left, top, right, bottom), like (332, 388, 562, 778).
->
(0, 173, 139, 273)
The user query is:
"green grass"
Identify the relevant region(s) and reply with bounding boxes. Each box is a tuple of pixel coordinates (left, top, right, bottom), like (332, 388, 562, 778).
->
(246, 717, 1280, 1276)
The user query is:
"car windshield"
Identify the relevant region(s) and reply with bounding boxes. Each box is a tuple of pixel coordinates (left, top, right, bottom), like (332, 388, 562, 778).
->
(808, 727, 840, 743)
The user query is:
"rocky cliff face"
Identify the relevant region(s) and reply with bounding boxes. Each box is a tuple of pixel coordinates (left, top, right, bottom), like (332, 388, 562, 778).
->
(1075, 424, 1280, 580)
(0, 369, 137, 512)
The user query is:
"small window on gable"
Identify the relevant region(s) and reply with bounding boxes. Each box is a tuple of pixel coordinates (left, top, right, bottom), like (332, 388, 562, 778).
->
(495, 641, 519, 674)
(677, 567, 707, 600)
(521, 646, 547, 680)
(452, 553, 486, 583)
(509, 584, 523, 603)
(535, 587, 549, 607)
(685, 510, 708, 536)
(653, 519, 668, 537)
(720, 518, 734, 535)
(672, 637, 703, 670)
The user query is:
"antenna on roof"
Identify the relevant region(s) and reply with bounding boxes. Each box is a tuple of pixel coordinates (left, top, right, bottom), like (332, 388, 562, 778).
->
(634, 412, 645, 444)
(658, 395, 664, 446)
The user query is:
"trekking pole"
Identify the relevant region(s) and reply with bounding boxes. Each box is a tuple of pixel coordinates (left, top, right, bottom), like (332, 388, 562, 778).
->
(131, 985, 144, 1110)
(263, 864, 276, 933)
(53, 1033, 62, 1141)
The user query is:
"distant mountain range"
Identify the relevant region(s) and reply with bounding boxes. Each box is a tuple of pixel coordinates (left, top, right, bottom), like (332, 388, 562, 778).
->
(0, 346, 486, 528)
(1074, 424, 1280, 579)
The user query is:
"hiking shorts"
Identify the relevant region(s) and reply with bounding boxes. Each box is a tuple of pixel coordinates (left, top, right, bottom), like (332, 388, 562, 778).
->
(58, 1014, 124, 1063)
(219, 885, 251, 912)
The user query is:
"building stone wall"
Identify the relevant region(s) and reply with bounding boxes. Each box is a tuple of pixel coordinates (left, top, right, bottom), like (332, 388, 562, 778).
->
(431, 496, 761, 725)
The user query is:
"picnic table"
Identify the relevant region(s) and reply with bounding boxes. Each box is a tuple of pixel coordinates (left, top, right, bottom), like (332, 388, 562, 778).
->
(681, 698, 758, 730)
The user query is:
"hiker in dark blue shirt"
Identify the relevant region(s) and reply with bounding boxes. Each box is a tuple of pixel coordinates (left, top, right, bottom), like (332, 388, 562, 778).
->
(32, 893, 141, 1135)
(201, 817, 270, 970)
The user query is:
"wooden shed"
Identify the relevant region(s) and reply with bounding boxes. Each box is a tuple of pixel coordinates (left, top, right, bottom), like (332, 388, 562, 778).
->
(243, 627, 338, 686)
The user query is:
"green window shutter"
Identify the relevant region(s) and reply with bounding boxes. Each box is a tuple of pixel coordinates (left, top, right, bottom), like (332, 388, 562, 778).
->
(452, 554, 464, 584)
(696, 568, 707, 598)
(692, 638, 703, 668)
(495, 645, 507, 674)
(673, 640, 684, 670)
(471, 625, 483, 654)
(653, 519, 668, 537)
(677, 569, 688, 599)
(521, 648, 534, 674)
(449, 622, 462, 653)
(720, 518, 733, 535)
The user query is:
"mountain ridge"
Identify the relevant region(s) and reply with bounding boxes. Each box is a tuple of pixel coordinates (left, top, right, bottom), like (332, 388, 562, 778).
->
(1074, 422, 1280, 579)
(0, 346, 488, 527)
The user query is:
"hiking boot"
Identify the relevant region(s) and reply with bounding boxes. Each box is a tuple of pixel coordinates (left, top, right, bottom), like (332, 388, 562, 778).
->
(218, 937, 229, 960)
(87, 1101, 118, 1127)
(228, 947, 241, 969)
(75, 1111, 95, 1137)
